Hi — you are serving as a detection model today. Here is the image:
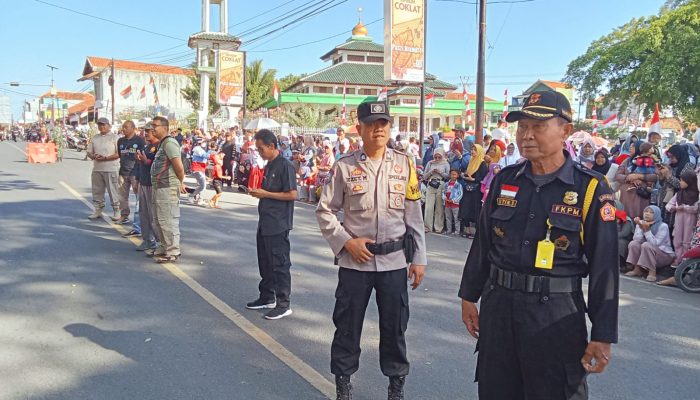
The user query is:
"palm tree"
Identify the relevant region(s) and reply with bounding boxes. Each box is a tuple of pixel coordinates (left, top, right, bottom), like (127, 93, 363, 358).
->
(282, 105, 338, 128)
(246, 60, 277, 111)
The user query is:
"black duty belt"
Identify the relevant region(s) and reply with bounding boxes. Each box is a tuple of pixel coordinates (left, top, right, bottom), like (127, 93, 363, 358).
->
(366, 239, 404, 256)
(490, 265, 582, 294)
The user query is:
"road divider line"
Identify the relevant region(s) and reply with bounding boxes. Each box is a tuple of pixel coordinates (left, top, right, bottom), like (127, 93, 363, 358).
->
(58, 180, 335, 399)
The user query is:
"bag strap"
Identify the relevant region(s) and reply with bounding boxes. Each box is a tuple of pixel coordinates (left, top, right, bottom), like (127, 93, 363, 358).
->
(580, 177, 599, 244)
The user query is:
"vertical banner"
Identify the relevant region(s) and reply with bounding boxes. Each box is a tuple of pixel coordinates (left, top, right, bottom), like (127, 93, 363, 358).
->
(384, 0, 425, 83)
(217, 50, 246, 106)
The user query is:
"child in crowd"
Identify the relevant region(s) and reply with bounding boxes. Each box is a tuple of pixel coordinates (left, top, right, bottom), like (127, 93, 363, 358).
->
(296, 163, 313, 201)
(631, 142, 657, 175)
(665, 170, 699, 265)
(442, 169, 463, 235)
(208, 152, 231, 208)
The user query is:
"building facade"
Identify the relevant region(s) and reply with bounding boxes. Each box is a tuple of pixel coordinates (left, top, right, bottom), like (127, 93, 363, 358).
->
(78, 57, 195, 123)
(264, 21, 502, 135)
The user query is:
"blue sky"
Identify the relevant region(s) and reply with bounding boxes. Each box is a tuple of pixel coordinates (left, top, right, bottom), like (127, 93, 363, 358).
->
(1, 0, 664, 118)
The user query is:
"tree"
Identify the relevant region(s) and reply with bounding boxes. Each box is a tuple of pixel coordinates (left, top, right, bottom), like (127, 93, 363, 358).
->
(246, 59, 277, 111)
(282, 105, 337, 128)
(181, 64, 219, 115)
(564, 1, 700, 123)
(278, 73, 306, 92)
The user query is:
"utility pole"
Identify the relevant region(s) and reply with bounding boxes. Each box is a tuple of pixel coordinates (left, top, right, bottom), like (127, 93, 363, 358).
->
(110, 59, 116, 124)
(47, 64, 58, 126)
(417, 0, 427, 156)
(475, 0, 486, 145)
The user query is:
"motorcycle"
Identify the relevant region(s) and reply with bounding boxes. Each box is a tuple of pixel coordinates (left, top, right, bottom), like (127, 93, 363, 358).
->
(675, 258, 700, 293)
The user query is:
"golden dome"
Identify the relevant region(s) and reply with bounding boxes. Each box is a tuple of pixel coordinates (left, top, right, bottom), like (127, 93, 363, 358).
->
(352, 21, 368, 36)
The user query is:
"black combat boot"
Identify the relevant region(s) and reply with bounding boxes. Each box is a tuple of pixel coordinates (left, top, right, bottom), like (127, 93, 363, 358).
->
(335, 375, 352, 400)
(388, 376, 405, 400)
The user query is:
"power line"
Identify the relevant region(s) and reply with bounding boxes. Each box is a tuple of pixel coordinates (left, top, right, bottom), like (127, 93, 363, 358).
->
(229, 0, 303, 28)
(0, 87, 41, 97)
(436, 0, 534, 4)
(244, 0, 348, 45)
(236, 0, 336, 39)
(124, 44, 189, 61)
(248, 17, 383, 53)
(487, 2, 514, 62)
(33, 0, 185, 41)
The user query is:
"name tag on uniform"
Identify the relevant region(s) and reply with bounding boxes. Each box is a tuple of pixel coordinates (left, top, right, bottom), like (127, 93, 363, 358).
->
(535, 239, 555, 270)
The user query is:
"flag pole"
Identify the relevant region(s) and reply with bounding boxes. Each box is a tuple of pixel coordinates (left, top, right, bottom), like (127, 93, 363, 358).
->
(111, 58, 116, 124)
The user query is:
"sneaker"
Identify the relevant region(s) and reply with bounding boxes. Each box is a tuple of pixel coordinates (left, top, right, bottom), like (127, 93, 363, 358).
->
(246, 298, 276, 310)
(88, 210, 103, 219)
(264, 307, 292, 320)
(115, 217, 130, 225)
(110, 210, 121, 221)
(122, 229, 141, 238)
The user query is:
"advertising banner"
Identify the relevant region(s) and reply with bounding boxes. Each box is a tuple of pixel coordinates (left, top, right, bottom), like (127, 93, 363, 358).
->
(384, 0, 425, 83)
(216, 50, 245, 106)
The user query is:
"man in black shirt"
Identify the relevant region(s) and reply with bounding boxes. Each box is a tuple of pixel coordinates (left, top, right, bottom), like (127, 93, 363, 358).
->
(134, 123, 160, 252)
(459, 91, 618, 400)
(221, 130, 237, 188)
(246, 129, 298, 320)
(116, 121, 146, 225)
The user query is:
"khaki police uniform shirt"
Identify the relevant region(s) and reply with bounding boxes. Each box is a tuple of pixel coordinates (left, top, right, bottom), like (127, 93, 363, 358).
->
(87, 133, 119, 172)
(316, 148, 427, 272)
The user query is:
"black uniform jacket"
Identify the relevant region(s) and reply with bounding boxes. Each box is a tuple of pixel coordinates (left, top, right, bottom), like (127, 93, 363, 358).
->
(459, 152, 619, 343)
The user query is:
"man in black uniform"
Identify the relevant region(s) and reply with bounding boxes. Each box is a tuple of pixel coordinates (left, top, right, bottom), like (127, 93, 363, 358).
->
(459, 91, 619, 399)
(247, 129, 298, 320)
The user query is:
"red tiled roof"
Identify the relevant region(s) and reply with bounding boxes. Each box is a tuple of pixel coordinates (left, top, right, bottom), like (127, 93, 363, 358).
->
(539, 80, 572, 89)
(444, 92, 495, 101)
(39, 91, 94, 101)
(84, 56, 194, 77)
(68, 97, 96, 114)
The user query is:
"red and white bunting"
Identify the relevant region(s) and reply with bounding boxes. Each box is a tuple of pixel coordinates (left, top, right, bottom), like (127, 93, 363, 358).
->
(425, 93, 435, 108)
(648, 103, 661, 137)
(377, 86, 388, 101)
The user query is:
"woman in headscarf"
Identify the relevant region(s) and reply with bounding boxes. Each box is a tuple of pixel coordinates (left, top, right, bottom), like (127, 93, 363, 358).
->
(481, 163, 502, 202)
(576, 138, 596, 168)
(423, 147, 450, 233)
(591, 148, 611, 175)
(614, 140, 658, 219)
(499, 142, 521, 167)
(615, 134, 638, 165)
(625, 205, 675, 282)
(458, 144, 488, 239)
(422, 133, 440, 168)
(484, 140, 503, 165)
(657, 144, 695, 224)
(665, 169, 699, 266)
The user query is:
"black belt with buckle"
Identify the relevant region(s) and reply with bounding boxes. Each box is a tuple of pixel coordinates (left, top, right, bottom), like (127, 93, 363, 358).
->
(366, 239, 405, 256)
(490, 265, 582, 293)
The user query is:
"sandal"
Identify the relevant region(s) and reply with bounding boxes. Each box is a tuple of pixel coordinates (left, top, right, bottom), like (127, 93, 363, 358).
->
(645, 275, 657, 282)
(657, 277, 677, 286)
(154, 255, 179, 263)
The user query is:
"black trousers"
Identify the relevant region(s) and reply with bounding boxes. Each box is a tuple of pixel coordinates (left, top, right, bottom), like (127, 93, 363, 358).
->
(331, 267, 410, 377)
(476, 281, 589, 400)
(223, 157, 234, 186)
(256, 230, 292, 308)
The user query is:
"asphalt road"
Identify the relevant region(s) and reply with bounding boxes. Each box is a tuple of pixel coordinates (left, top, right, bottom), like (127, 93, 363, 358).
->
(1, 141, 699, 400)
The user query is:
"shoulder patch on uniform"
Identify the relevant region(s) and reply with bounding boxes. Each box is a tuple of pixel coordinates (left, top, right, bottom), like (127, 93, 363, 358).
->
(598, 193, 615, 203)
(600, 203, 616, 222)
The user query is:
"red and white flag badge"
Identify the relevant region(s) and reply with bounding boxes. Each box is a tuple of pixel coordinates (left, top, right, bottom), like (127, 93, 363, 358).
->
(500, 184, 519, 198)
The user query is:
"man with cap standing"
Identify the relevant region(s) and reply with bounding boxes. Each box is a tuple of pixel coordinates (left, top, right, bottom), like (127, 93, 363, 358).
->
(317, 100, 427, 400)
(149, 116, 186, 263)
(86, 118, 120, 220)
(115, 120, 146, 224)
(134, 122, 160, 252)
(459, 91, 619, 399)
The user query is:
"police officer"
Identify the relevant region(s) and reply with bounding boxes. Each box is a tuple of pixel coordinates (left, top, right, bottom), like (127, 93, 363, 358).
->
(317, 101, 427, 400)
(459, 91, 619, 399)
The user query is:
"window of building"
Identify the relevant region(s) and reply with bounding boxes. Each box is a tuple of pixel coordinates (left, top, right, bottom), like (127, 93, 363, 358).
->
(346, 88, 356, 95)
(333, 58, 341, 65)
(347, 55, 365, 62)
(390, 100, 400, 106)
(313, 86, 333, 94)
(410, 118, 418, 132)
(367, 56, 384, 63)
(360, 88, 375, 95)
(402, 98, 418, 105)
